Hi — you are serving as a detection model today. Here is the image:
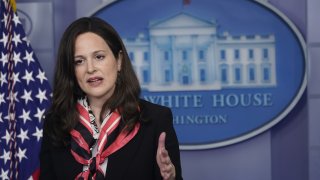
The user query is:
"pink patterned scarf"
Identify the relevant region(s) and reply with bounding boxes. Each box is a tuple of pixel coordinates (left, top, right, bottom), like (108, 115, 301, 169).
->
(70, 100, 140, 179)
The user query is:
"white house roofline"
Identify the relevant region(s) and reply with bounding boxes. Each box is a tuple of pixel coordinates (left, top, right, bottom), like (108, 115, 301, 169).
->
(149, 12, 217, 28)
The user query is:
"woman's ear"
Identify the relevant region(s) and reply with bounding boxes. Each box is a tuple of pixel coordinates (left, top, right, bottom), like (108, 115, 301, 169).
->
(117, 51, 123, 71)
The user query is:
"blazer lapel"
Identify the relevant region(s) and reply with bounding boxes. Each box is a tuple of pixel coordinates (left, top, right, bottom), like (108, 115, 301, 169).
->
(106, 121, 147, 179)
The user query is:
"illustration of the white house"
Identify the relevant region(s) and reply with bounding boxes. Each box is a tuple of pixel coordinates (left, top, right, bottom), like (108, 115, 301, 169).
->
(122, 12, 276, 91)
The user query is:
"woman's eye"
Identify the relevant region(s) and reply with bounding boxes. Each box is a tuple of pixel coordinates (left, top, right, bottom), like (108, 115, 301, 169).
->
(96, 55, 105, 60)
(74, 59, 84, 65)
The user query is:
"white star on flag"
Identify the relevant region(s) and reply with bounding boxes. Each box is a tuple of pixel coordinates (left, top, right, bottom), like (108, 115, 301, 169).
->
(12, 72, 21, 84)
(22, 70, 35, 85)
(1, 130, 12, 145)
(19, 109, 32, 124)
(0, 72, 8, 86)
(0, 112, 3, 123)
(12, 13, 21, 26)
(35, 89, 48, 104)
(17, 129, 29, 144)
(34, 108, 46, 123)
(32, 127, 42, 142)
(13, 51, 22, 66)
(0, 93, 5, 105)
(0, 33, 8, 45)
(0, 149, 11, 164)
(0, 52, 8, 67)
(36, 69, 47, 84)
(20, 89, 33, 104)
(0, 169, 9, 180)
(23, 51, 34, 65)
(16, 147, 27, 162)
(12, 32, 22, 47)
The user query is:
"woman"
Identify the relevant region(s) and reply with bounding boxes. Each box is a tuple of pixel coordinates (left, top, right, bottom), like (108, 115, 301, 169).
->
(40, 17, 182, 180)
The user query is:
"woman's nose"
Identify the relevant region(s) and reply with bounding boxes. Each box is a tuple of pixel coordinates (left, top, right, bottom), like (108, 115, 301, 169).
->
(86, 59, 96, 73)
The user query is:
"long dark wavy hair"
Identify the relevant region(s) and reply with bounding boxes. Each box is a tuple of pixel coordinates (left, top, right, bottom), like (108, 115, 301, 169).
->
(44, 17, 141, 146)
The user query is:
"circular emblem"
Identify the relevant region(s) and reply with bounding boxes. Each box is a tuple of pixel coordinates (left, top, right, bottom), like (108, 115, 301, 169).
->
(16, 9, 33, 36)
(92, 0, 307, 150)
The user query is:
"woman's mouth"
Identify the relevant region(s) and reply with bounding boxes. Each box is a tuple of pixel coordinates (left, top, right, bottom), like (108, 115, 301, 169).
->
(87, 77, 103, 87)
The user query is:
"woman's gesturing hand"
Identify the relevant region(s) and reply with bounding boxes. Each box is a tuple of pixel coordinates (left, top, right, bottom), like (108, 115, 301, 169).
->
(156, 132, 176, 180)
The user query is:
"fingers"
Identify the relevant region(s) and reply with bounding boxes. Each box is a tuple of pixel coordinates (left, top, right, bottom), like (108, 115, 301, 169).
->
(158, 132, 166, 150)
(158, 132, 170, 165)
(160, 147, 169, 161)
(157, 132, 176, 180)
(161, 163, 176, 180)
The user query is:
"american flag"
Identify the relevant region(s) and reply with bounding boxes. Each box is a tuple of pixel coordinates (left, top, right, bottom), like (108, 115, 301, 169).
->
(0, 0, 52, 179)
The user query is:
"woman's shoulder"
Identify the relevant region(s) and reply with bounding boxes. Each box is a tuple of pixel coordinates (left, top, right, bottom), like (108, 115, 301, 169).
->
(42, 113, 70, 147)
(139, 99, 171, 113)
(138, 99, 173, 125)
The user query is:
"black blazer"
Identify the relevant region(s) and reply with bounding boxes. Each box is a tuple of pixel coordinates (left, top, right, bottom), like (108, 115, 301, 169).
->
(40, 100, 183, 180)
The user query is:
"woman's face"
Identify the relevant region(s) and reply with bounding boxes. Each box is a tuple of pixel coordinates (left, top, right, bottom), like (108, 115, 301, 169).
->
(74, 32, 121, 103)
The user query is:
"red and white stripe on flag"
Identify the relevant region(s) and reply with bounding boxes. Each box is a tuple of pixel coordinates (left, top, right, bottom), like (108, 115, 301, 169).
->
(0, 0, 52, 179)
